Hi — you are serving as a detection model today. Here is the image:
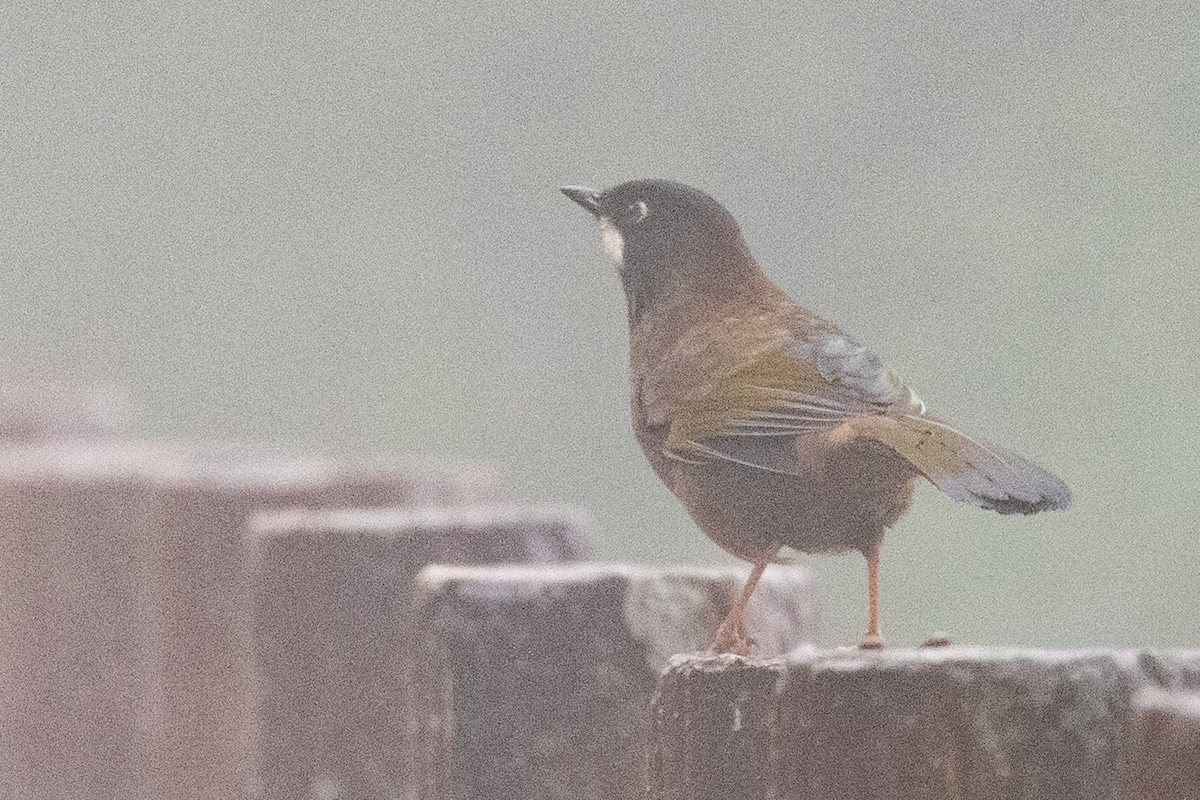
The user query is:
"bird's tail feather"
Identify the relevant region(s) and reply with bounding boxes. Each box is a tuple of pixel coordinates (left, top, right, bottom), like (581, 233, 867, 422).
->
(870, 414, 1072, 514)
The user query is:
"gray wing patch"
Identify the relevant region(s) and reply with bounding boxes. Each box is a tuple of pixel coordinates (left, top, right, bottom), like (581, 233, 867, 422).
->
(717, 330, 922, 440)
(804, 330, 924, 414)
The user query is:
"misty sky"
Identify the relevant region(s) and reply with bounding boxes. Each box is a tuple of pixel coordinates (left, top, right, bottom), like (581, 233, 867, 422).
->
(2, 1, 1196, 646)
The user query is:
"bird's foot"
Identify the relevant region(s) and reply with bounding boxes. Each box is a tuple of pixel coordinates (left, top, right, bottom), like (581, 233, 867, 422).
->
(709, 620, 756, 657)
(858, 632, 885, 650)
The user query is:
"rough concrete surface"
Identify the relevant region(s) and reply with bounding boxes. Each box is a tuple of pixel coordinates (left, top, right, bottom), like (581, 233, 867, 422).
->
(1131, 687, 1200, 800)
(650, 648, 1200, 800)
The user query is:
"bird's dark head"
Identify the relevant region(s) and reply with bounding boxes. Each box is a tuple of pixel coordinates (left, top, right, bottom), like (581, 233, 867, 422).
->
(561, 179, 757, 319)
(561, 179, 744, 268)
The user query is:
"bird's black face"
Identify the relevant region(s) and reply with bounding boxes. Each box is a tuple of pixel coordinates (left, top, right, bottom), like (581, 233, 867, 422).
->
(561, 179, 742, 270)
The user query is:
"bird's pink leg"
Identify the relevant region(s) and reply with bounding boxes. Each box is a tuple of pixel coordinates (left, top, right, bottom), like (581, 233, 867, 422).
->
(710, 557, 771, 656)
(860, 543, 885, 649)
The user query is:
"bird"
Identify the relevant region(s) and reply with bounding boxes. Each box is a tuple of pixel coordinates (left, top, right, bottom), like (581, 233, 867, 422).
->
(560, 179, 1071, 654)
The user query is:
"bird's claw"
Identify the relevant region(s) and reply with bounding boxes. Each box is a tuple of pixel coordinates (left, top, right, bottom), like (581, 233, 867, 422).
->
(709, 620, 756, 657)
(858, 633, 885, 650)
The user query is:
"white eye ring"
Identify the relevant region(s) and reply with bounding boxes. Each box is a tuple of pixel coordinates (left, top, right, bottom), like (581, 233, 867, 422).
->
(630, 200, 649, 222)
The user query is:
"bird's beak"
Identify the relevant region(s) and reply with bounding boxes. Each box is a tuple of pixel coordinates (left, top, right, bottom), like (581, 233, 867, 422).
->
(560, 185, 602, 217)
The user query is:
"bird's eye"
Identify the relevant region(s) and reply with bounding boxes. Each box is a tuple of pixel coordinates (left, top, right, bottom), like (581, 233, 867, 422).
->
(628, 200, 650, 223)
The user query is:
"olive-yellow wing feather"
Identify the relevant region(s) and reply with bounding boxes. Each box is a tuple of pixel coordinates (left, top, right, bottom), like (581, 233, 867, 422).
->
(658, 325, 1071, 514)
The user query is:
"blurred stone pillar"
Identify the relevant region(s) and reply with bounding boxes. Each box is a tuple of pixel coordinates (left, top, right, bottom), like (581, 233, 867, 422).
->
(0, 379, 134, 441)
(0, 441, 496, 800)
(407, 562, 818, 800)
(249, 504, 590, 800)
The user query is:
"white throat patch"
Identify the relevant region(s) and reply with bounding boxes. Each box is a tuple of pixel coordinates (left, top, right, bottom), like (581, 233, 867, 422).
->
(600, 217, 624, 264)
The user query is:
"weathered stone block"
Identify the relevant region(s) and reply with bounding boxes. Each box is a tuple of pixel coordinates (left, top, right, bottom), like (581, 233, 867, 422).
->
(250, 504, 590, 800)
(408, 562, 818, 800)
(650, 648, 1200, 800)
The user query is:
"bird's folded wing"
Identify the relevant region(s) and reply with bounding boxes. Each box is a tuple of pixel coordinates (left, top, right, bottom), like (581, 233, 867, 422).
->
(658, 328, 1071, 514)
(661, 328, 922, 474)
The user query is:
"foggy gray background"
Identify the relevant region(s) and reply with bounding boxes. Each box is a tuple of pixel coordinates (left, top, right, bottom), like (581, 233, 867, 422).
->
(2, 2, 1196, 648)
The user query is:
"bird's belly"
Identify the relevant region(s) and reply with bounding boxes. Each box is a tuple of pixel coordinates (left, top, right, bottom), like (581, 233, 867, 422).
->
(666, 437, 917, 560)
